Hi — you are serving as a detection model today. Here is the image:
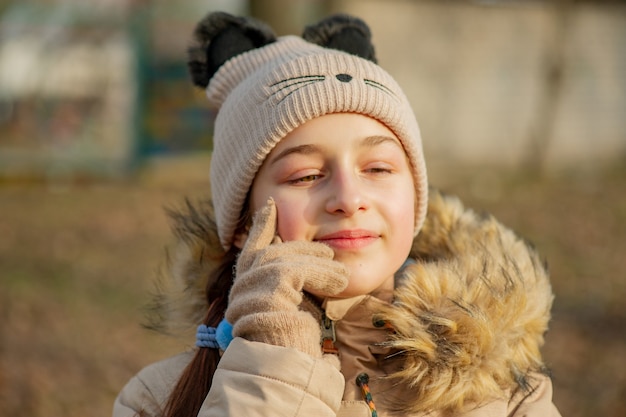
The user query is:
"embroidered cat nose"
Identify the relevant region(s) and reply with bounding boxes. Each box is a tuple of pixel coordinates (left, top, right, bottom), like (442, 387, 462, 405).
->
(336, 73, 352, 83)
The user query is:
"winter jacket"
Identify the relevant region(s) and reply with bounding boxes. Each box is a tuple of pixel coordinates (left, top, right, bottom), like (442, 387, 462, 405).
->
(113, 190, 561, 417)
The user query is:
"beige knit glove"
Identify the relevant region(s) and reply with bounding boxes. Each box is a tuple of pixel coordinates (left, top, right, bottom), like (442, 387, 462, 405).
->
(225, 198, 349, 358)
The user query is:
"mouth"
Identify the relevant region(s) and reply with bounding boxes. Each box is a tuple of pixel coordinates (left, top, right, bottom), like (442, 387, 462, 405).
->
(314, 229, 379, 250)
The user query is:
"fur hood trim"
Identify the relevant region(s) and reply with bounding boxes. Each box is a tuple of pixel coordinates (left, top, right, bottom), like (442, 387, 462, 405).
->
(379, 190, 553, 413)
(145, 199, 225, 337)
(146, 190, 553, 413)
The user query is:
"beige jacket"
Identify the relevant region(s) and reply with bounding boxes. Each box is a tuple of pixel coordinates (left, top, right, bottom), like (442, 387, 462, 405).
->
(113, 190, 561, 417)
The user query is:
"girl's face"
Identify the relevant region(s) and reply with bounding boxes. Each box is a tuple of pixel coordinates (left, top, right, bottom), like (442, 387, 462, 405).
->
(246, 113, 416, 300)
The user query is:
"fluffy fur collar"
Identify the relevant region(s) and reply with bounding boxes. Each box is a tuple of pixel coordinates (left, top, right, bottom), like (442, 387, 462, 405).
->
(146, 189, 553, 413)
(380, 190, 553, 413)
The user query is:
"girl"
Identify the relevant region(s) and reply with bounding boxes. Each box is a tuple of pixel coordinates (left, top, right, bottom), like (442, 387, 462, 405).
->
(114, 12, 561, 417)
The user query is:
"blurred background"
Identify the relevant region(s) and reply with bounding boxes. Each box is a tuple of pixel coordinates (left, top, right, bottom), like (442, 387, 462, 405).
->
(0, 0, 624, 416)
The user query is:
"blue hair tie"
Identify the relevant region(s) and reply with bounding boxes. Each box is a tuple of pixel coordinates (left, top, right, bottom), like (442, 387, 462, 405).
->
(216, 318, 234, 350)
(195, 324, 219, 349)
(196, 319, 233, 350)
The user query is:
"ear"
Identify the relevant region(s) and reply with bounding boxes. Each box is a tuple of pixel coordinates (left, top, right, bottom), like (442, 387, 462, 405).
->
(187, 12, 277, 88)
(302, 14, 377, 63)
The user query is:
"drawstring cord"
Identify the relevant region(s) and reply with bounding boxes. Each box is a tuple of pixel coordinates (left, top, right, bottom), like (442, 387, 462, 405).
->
(356, 373, 378, 417)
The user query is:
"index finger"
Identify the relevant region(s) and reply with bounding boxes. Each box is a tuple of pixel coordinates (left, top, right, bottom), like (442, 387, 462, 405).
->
(242, 197, 278, 253)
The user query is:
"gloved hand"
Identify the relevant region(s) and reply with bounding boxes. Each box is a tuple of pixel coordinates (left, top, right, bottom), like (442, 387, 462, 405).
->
(225, 198, 349, 358)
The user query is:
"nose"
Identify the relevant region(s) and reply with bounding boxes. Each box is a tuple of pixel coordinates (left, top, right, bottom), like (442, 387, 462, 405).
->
(325, 171, 367, 216)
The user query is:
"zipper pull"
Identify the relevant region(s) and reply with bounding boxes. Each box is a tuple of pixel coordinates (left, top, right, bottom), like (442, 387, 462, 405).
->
(320, 313, 338, 354)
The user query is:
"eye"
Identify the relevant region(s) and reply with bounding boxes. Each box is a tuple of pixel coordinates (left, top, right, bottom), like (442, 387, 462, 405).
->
(288, 174, 322, 184)
(363, 163, 394, 175)
(366, 167, 392, 174)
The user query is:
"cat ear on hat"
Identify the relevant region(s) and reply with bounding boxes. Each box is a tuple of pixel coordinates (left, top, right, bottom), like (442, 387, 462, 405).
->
(188, 12, 277, 88)
(302, 14, 377, 63)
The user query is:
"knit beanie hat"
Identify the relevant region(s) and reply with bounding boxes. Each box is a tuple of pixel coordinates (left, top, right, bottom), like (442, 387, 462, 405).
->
(188, 12, 428, 249)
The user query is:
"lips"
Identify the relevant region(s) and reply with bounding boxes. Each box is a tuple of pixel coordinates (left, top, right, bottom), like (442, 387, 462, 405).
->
(315, 229, 379, 250)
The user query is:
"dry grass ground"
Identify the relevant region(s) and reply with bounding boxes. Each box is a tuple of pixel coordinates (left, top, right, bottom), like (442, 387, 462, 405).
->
(0, 156, 624, 417)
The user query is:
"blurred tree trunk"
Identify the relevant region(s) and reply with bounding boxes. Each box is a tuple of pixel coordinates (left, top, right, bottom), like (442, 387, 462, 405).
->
(249, 0, 332, 36)
(526, 0, 573, 175)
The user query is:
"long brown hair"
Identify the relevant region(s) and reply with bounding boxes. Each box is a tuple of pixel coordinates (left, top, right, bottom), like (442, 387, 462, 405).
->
(160, 246, 238, 417)
(155, 196, 251, 417)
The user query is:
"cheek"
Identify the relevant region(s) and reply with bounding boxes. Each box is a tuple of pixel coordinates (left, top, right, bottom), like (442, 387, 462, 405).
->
(249, 180, 309, 242)
(387, 181, 417, 241)
(273, 197, 309, 242)
(396, 196, 416, 231)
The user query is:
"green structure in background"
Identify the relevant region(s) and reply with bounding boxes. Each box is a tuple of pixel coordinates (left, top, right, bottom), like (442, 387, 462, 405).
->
(141, 61, 215, 156)
(0, 4, 134, 178)
(131, 2, 217, 158)
(0, 2, 217, 180)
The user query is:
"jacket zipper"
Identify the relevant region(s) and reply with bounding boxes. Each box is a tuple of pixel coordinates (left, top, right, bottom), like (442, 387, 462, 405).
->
(303, 293, 379, 416)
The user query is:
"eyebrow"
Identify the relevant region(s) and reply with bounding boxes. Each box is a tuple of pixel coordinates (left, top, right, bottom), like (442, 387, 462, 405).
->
(269, 135, 402, 166)
(361, 135, 402, 149)
(269, 144, 322, 165)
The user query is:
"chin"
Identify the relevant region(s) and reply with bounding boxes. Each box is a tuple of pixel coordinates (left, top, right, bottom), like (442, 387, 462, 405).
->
(339, 281, 391, 299)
